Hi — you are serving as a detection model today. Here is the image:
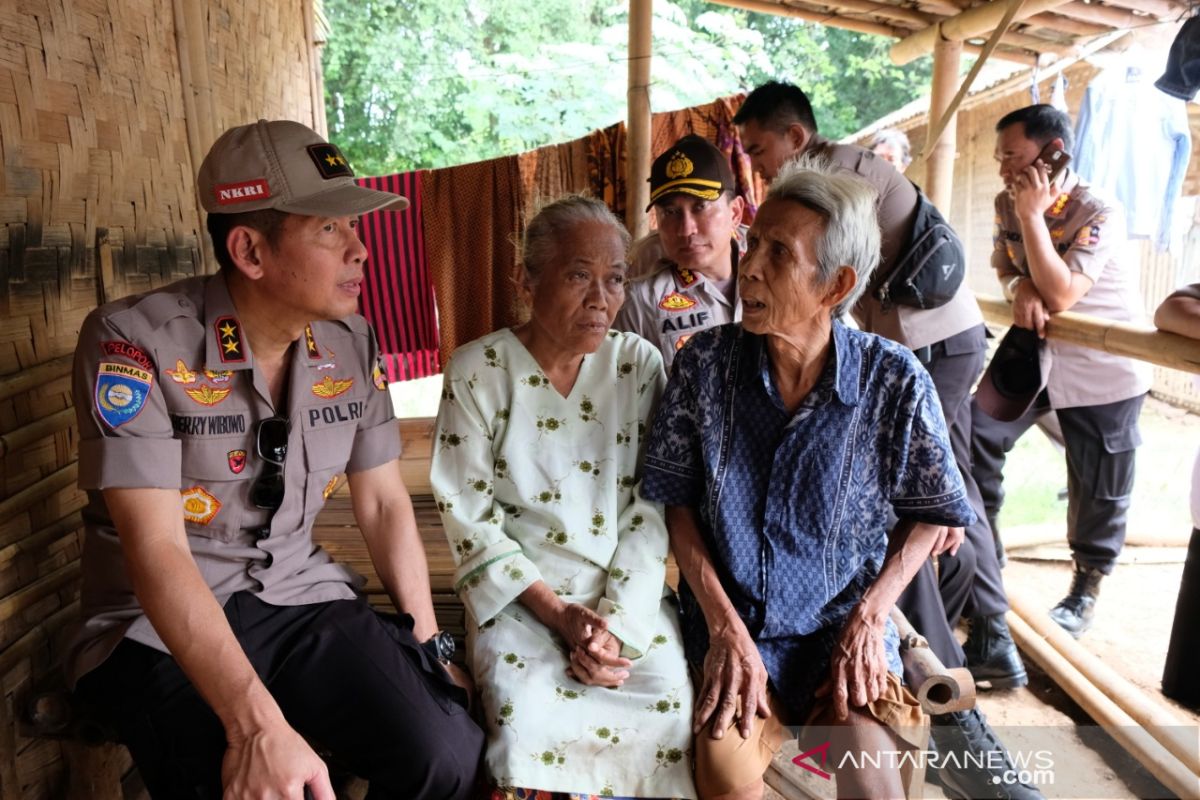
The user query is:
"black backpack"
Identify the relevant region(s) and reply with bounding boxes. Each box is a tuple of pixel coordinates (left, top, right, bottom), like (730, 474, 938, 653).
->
(874, 184, 965, 310)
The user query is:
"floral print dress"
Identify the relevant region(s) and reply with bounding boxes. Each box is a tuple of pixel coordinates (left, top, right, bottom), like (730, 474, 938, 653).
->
(431, 328, 695, 799)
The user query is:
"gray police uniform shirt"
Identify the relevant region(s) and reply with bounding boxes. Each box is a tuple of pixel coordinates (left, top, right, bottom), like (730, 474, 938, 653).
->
(615, 228, 745, 371)
(992, 169, 1152, 409)
(68, 273, 401, 685)
(813, 136, 985, 352)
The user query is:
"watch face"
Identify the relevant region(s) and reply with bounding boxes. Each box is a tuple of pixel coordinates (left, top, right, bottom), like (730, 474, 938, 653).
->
(435, 631, 455, 662)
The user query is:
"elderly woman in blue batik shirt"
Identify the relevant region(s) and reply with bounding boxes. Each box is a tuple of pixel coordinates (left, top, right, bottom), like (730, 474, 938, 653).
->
(641, 158, 973, 800)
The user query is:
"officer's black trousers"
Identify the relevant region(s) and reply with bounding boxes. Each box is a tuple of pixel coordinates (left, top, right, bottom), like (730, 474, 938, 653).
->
(971, 389, 1145, 574)
(897, 325, 1009, 668)
(76, 593, 484, 799)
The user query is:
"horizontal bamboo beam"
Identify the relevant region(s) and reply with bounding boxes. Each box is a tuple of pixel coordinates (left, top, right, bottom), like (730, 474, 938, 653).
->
(978, 295, 1200, 375)
(1053, 0, 1144, 29)
(0, 408, 75, 458)
(1025, 11, 1108, 37)
(0, 464, 79, 526)
(707, 0, 1038, 65)
(0, 355, 73, 403)
(1080, 0, 1180, 22)
(890, 0, 1074, 64)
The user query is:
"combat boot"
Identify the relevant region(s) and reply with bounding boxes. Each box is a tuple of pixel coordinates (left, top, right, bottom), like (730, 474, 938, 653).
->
(928, 708, 1045, 800)
(1048, 561, 1104, 638)
(963, 614, 1028, 690)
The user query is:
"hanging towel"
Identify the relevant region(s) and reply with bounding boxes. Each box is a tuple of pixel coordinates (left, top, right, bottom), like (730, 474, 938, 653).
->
(423, 155, 525, 361)
(356, 172, 441, 381)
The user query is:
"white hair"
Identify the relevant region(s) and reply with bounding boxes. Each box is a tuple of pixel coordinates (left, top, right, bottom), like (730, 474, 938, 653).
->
(765, 155, 881, 317)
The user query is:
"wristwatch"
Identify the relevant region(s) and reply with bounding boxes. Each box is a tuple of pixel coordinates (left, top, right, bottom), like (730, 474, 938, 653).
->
(422, 630, 456, 665)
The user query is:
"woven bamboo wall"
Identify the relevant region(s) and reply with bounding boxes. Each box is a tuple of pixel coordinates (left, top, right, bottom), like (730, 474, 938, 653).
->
(0, 1, 319, 797)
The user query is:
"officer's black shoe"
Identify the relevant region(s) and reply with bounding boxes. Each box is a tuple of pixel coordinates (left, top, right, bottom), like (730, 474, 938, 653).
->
(1048, 561, 1104, 638)
(928, 708, 1045, 800)
(964, 614, 1028, 690)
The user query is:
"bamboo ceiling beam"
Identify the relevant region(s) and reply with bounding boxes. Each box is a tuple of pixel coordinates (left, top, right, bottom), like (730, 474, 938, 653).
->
(890, 0, 1074, 64)
(1096, 0, 1182, 19)
(626, 0, 652, 239)
(1052, 0, 1145, 29)
(924, 0, 1027, 166)
(1024, 11, 1108, 37)
(977, 295, 1200, 375)
(816, 0, 934, 27)
(707, 0, 1039, 64)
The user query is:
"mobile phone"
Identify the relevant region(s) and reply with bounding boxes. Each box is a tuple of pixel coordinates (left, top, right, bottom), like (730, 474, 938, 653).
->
(1036, 141, 1071, 184)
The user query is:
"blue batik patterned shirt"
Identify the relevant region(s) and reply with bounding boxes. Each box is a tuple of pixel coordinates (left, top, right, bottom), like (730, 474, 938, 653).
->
(642, 321, 975, 719)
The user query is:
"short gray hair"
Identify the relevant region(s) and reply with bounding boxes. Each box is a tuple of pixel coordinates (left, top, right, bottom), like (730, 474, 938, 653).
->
(765, 155, 881, 317)
(519, 195, 631, 284)
(871, 128, 912, 167)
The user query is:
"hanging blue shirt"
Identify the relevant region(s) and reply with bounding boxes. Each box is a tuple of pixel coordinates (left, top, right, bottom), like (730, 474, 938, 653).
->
(642, 321, 975, 718)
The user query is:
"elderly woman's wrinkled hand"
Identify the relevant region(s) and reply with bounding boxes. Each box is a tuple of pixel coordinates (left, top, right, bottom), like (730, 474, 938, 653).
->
(567, 629, 631, 688)
(552, 601, 610, 652)
(696, 617, 771, 740)
(817, 609, 890, 721)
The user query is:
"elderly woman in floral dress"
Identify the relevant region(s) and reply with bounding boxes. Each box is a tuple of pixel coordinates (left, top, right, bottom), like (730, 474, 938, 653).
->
(431, 195, 696, 800)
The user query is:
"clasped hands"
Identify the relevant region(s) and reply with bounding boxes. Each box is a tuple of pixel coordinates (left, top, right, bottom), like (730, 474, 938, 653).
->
(554, 602, 631, 688)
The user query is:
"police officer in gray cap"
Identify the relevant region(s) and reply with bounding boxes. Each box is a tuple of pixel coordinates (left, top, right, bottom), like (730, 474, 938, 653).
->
(69, 120, 483, 799)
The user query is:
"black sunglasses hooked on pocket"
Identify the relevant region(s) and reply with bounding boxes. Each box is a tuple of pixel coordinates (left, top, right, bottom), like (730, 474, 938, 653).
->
(251, 416, 289, 511)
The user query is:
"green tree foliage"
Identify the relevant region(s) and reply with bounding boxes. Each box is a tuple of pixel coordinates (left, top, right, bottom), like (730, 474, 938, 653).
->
(322, 0, 932, 174)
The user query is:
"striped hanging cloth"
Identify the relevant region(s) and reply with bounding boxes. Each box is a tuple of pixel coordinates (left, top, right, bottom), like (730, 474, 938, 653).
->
(355, 172, 441, 381)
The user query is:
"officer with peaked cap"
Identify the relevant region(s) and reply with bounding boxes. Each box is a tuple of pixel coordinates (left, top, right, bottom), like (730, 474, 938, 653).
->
(68, 120, 483, 799)
(615, 133, 747, 370)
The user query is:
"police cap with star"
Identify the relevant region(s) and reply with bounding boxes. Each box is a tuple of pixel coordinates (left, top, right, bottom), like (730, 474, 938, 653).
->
(197, 120, 409, 216)
(646, 133, 735, 211)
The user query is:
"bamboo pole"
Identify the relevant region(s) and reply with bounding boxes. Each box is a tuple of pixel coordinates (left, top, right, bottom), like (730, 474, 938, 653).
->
(0, 408, 75, 459)
(173, 0, 217, 273)
(923, 0, 1026, 163)
(0, 464, 78, 526)
(926, 33, 961, 212)
(301, 0, 327, 137)
(707, 0, 1038, 65)
(890, 0, 1074, 64)
(1008, 590, 1200, 777)
(626, 0, 653, 239)
(0, 355, 72, 403)
(977, 295, 1200, 375)
(1007, 612, 1200, 799)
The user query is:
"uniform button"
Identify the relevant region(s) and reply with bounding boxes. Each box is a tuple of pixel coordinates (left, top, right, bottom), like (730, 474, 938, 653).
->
(178, 298, 191, 309)
(255, 527, 270, 540)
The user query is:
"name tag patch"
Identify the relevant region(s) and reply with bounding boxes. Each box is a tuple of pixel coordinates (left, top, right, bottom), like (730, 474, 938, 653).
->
(170, 413, 247, 436)
(307, 400, 366, 428)
(94, 362, 153, 429)
(660, 310, 710, 333)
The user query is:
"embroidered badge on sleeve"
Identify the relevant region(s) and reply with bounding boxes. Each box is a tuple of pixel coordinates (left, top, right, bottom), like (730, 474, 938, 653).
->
(94, 362, 153, 429)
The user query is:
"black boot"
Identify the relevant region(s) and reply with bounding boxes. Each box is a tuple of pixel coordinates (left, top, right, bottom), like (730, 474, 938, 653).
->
(929, 708, 1045, 800)
(1048, 562, 1104, 638)
(963, 614, 1028, 690)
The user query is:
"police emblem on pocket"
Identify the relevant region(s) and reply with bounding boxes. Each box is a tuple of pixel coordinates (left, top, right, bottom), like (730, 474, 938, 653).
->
(227, 450, 247, 474)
